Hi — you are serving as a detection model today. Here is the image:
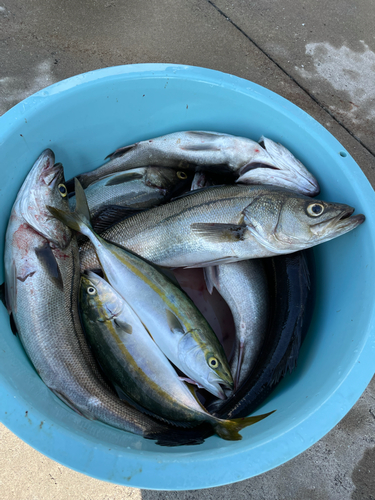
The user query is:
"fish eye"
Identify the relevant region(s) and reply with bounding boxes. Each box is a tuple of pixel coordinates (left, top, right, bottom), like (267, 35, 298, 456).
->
(177, 171, 188, 180)
(307, 203, 324, 217)
(208, 357, 219, 369)
(58, 184, 68, 197)
(87, 286, 96, 295)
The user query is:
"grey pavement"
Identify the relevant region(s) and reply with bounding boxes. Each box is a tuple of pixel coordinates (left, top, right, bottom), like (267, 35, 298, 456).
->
(1, 0, 375, 498)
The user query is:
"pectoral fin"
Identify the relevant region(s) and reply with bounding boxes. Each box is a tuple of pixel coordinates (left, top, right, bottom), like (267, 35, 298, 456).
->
(191, 223, 246, 243)
(181, 144, 221, 151)
(35, 245, 63, 290)
(166, 309, 185, 334)
(106, 143, 138, 160)
(104, 172, 143, 186)
(114, 318, 133, 334)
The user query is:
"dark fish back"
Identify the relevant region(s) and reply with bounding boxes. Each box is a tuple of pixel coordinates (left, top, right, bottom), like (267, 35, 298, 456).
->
(207, 250, 315, 419)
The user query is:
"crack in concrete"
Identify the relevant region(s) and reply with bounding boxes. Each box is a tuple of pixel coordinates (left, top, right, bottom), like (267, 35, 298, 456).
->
(206, 0, 375, 159)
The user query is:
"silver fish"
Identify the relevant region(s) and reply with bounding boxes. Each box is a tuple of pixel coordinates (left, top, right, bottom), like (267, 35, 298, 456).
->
(204, 261, 268, 390)
(49, 180, 234, 399)
(4, 150, 193, 444)
(79, 272, 274, 440)
(79, 184, 365, 271)
(75, 131, 320, 196)
(69, 166, 193, 230)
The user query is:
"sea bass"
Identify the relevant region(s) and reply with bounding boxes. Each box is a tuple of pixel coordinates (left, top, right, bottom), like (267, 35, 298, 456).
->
(78, 184, 365, 271)
(49, 180, 234, 399)
(80, 272, 273, 439)
(68, 166, 193, 232)
(75, 131, 320, 196)
(204, 260, 268, 390)
(4, 150, 200, 445)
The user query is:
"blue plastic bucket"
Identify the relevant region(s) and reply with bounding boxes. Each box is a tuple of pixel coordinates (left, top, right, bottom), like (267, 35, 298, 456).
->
(0, 64, 374, 490)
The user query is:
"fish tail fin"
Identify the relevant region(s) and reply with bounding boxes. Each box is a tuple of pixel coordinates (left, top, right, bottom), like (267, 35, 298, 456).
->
(213, 410, 275, 441)
(47, 178, 93, 238)
(260, 137, 320, 195)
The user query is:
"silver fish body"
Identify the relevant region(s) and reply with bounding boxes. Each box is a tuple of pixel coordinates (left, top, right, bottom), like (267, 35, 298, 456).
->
(4, 150, 187, 443)
(204, 261, 268, 390)
(79, 184, 365, 271)
(69, 166, 193, 221)
(76, 131, 319, 196)
(80, 273, 213, 425)
(50, 181, 234, 399)
(78, 272, 273, 440)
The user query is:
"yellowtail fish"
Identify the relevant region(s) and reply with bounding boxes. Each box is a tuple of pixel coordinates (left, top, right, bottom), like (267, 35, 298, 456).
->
(79, 272, 274, 439)
(48, 180, 234, 399)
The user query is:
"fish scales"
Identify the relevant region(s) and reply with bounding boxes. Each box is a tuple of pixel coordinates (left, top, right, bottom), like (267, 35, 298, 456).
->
(76, 131, 320, 196)
(5, 151, 198, 444)
(79, 183, 364, 271)
(79, 185, 268, 270)
(205, 260, 268, 390)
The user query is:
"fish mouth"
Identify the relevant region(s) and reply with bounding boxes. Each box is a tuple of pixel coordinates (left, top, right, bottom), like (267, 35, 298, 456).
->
(207, 372, 234, 399)
(311, 207, 365, 237)
(40, 161, 63, 188)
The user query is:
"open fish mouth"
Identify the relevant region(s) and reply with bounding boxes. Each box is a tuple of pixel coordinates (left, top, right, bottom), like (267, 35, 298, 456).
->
(207, 372, 233, 400)
(311, 207, 365, 237)
(41, 162, 64, 187)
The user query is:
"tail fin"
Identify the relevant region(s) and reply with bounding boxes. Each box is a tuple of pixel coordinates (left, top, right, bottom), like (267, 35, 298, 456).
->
(214, 410, 275, 441)
(47, 178, 93, 237)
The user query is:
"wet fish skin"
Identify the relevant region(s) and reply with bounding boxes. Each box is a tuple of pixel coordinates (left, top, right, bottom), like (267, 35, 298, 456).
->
(50, 180, 234, 400)
(80, 272, 213, 426)
(208, 250, 315, 419)
(69, 166, 194, 222)
(79, 272, 274, 439)
(204, 260, 268, 391)
(79, 184, 364, 271)
(4, 151, 199, 445)
(75, 131, 319, 196)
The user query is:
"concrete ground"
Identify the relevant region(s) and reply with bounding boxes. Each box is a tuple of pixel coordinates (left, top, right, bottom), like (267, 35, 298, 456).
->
(1, 0, 375, 498)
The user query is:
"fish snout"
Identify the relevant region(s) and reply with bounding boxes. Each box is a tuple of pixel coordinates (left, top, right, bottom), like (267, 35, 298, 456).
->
(207, 371, 234, 399)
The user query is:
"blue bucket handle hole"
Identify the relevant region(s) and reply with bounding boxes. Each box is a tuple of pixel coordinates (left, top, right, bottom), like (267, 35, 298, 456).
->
(339, 151, 348, 157)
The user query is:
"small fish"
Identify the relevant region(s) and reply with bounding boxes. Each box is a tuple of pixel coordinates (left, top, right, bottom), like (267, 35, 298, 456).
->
(4, 150, 203, 445)
(204, 260, 268, 390)
(78, 184, 365, 271)
(75, 131, 320, 196)
(79, 272, 274, 440)
(49, 180, 234, 400)
(69, 166, 194, 232)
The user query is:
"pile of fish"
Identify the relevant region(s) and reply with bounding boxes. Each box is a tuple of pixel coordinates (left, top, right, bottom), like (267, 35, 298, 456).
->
(2, 131, 365, 446)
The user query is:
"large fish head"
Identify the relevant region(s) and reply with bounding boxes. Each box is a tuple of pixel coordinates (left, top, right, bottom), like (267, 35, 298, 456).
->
(144, 167, 194, 195)
(80, 272, 123, 322)
(178, 331, 233, 399)
(237, 137, 320, 196)
(14, 149, 72, 249)
(243, 187, 365, 253)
